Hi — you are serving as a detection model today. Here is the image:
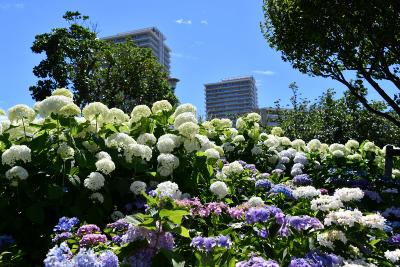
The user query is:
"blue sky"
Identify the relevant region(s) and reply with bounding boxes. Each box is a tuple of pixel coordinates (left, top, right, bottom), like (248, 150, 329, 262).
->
(0, 0, 387, 116)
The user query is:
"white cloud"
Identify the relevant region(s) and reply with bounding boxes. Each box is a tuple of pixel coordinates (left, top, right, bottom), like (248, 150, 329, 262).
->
(253, 70, 275, 76)
(175, 19, 192, 25)
(0, 3, 24, 9)
(200, 20, 208, 25)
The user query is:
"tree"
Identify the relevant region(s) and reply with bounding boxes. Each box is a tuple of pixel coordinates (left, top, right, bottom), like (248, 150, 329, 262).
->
(261, 0, 400, 127)
(275, 84, 400, 147)
(29, 11, 177, 111)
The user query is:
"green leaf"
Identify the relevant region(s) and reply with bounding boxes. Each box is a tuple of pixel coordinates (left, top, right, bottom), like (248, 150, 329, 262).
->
(172, 226, 190, 238)
(159, 209, 189, 225)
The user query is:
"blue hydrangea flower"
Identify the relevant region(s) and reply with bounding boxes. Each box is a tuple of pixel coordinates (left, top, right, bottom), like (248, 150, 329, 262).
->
(43, 242, 73, 267)
(0, 235, 14, 249)
(292, 174, 312, 186)
(270, 184, 293, 199)
(53, 217, 80, 233)
(216, 235, 231, 248)
(73, 248, 102, 267)
(255, 179, 272, 190)
(388, 233, 400, 245)
(99, 250, 119, 267)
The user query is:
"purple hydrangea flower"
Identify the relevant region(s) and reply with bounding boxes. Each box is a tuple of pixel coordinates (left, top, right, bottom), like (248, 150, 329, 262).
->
(107, 219, 129, 231)
(76, 224, 101, 236)
(216, 235, 232, 248)
(228, 207, 245, 220)
(287, 216, 324, 232)
(112, 235, 123, 244)
(124, 247, 154, 267)
(191, 235, 231, 252)
(72, 248, 100, 266)
(255, 179, 273, 190)
(244, 164, 257, 173)
(257, 228, 268, 238)
(293, 174, 312, 186)
(79, 234, 107, 247)
(53, 217, 80, 233)
(246, 207, 270, 224)
(388, 234, 400, 245)
(203, 237, 216, 252)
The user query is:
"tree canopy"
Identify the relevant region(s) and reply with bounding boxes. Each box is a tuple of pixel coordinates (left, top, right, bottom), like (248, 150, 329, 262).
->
(29, 11, 177, 111)
(261, 0, 400, 127)
(274, 83, 400, 147)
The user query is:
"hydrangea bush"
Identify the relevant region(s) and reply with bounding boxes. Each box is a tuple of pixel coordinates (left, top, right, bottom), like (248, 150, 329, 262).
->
(0, 89, 399, 266)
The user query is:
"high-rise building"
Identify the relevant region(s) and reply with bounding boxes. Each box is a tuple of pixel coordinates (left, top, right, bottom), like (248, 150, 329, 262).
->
(102, 27, 171, 74)
(205, 76, 258, 119)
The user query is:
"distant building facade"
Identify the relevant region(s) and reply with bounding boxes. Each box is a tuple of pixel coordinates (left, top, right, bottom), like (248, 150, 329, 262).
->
(102, 27, 171, 74)
(257, 107, 291, 127)
(205, 76, 258, 120)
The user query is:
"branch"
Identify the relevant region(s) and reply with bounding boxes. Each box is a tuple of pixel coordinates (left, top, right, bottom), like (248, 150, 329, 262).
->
(332, 71, 400, 128)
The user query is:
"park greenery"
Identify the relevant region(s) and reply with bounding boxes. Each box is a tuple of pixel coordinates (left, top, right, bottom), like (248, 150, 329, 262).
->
(274, 83, 400, 147)
(0, 90, 399, 266)
(29, 11, 177, 112)
(262, 0, 400, 128)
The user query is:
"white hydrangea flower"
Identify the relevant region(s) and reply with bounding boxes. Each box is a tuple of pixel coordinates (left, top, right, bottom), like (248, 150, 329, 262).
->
(205, 148, 220, 160)
(178, 121, 199, 139)
(311, 195, 343, 211)
(347, 153, 363, 161)
(130, 181, 147, 195)
(222, 142, 235, 152)
(222, 161, 244, 176)
(124, 144, 152, 162)
(264, 136, 280, 148)
(84, 172, 105, 191)
(82, 102, 109, 121)
(183, 138, 200, 153)
(329, 143, 346, 153)
(342, 259, 376, 267)
(8, 104, 36, 124)
(173, 103, 196, 117)
(363, 141, 376, 152)
(279, 137, 291, 146)
(392, 169, 400, 179)
(106, 108, 129, 124)
(1, 120, 11, 132)
(236, 117, 246, 130)
(360, 213, 386, 230)
(38, 95, 73, 117)
(157, 136, 177, 153)
(247, 196, 264, 206)
(219, 118, 232, 128)
(324, 209, 363, 227)
(251, 145, 263, 156)
(271, 126, 284, 136)
(152, 100, 172, 114)
(95, 151, 112, 160)
(57, 143, 75, 160)
(95, 158, 116, 174)
(317, 230, 347, 250)
(345, 139, 359, 151)
(89, 192, 104, 203)
(332, 150, 345, 158)
(246, 112, 261, 122)
(130, 105, 151, 124)
(307, 139, 321, 152)
(59, 103, 81, 117)
(293, 186, 321, 199)
(290, 167, 303, 176)
(334, 188, 364, 202)
(5, 166, 29, 181)
(291, 139, 306, 150)
(232, 135, 245, 143)
(156, 181, 182, 199)
(2, 145, 31, 166)
(52, 88, 73, 98)
(173, 112, 197, 129)
(105, 133, 136, 150)
(385, 249, 400, 263)
(157, 153, 180, 177)
(319, 143, 329, 153)
(137, 133, 157, 146)
(210, 181, 229, 199)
